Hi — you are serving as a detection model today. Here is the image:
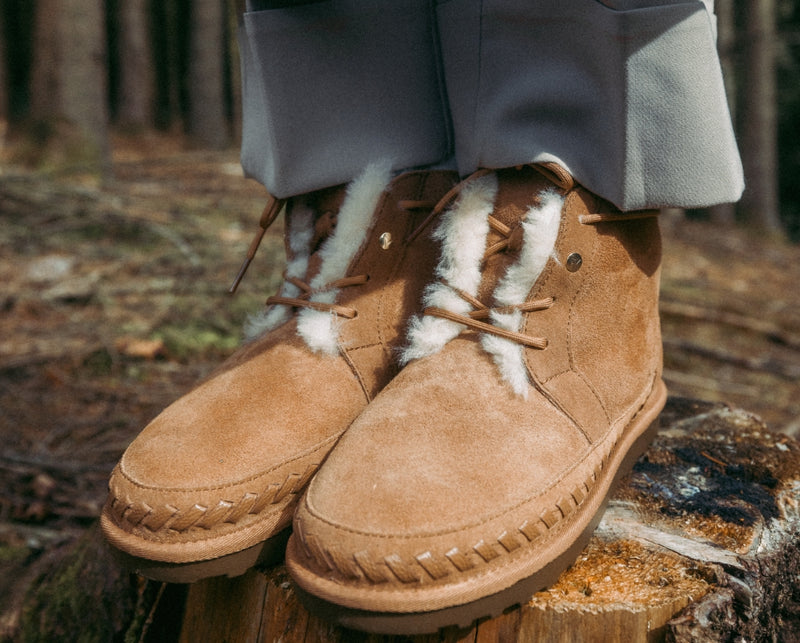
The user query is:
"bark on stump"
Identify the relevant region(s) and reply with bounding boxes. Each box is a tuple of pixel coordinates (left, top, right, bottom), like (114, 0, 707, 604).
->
(177, 398, 800, 642)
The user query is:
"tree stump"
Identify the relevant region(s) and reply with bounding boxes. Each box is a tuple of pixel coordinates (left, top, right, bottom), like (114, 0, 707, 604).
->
(177, 398, 800, 642)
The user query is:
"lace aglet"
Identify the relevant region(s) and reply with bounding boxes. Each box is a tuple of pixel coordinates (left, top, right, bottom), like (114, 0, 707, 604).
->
(229, 238, 261, 293)
(228, 196, 285, 294)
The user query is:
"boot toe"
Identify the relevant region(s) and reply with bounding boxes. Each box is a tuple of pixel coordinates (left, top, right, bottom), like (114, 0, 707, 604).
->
(101, 328, 366, 570)
(287, 370, 666, 632)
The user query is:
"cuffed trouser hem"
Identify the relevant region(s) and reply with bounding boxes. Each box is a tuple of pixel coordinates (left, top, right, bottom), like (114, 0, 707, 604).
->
(240, 0, 744, 210)
(436, 0, 743, 210)
(239, 0, 452, 198)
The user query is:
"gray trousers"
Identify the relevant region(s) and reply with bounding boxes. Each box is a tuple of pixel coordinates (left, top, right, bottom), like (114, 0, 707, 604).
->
(239, 0, 743, 211)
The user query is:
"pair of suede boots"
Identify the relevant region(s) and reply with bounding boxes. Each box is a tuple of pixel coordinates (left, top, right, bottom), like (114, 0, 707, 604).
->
(101, 162, 666, 635)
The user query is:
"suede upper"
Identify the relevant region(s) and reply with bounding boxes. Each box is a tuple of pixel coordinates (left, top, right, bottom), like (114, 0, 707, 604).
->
(286, 165, 666, 617)
(101, 169, 458, 565)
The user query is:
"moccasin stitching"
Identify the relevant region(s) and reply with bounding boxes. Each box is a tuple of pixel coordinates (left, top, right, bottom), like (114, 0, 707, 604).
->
(300, 510, 582, 597)
(116, 431, 342, 494)
(110, 435, 340, 535)
(299, 473, 600, 587)
(295, 377, 659, 588)
(296, 444, 614, 586)
(110, 461, 319, 535)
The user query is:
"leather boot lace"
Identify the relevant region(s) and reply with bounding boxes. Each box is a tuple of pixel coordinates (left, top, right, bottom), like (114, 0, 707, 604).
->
(230, 194, 371, 318)
(424, 213, 555, 350)
(265, 273, 369, 319)
(229, 187, 448, 319)
(408, 164, 659, 350)
(229, 195, 286, 294)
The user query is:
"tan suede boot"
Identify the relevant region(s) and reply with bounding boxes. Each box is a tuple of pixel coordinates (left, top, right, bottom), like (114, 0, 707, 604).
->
(286, 164, 667, 633)
(100, 165, 458, 582)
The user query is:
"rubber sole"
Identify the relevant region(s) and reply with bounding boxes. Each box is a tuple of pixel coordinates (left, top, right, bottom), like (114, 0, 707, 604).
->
(292, 385, 665, 634)
(107, 528, 290, 584)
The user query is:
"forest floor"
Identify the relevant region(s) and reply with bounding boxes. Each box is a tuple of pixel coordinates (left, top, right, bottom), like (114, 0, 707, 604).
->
(1, 133, 800, 639)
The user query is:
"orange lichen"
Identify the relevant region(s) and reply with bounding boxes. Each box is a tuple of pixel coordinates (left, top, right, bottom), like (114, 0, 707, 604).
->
(530, 538, 712, 609)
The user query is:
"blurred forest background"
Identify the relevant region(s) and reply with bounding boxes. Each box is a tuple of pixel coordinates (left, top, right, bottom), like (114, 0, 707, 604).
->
(0, 0, 241, 159)
(0, 0, 799, 240)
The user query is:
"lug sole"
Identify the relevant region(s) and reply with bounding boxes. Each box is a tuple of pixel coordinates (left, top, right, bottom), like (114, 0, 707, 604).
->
(292, 381, 666, 635)
(108, 528, 290, 584)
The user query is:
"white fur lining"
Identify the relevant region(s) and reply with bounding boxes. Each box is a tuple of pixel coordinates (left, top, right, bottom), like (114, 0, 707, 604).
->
(296, 161, 393, 355)
(401, 173, 499, 364)
(481, 190, 563, 397)
(244, 199, 315, 340)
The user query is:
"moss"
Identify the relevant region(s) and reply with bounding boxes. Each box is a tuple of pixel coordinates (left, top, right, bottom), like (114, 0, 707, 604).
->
(154, 322, 240, 360)
(17, 526, 137, 643)
(0, 544, 31, 566)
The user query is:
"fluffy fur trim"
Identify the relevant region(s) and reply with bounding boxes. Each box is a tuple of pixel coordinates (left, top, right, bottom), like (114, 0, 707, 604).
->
(244, 200, 315, 340)
(481, 189, 563, 397)
(401, 173, 499, 363)
(297, 161, 393, 355)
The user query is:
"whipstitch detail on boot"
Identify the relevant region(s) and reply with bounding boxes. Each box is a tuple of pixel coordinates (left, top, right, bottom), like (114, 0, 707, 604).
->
(110, 463, 318, 534)
(296, 457, 609, 585)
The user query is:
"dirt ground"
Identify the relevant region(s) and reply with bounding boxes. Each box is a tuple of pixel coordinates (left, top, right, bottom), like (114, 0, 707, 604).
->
(1, 134, 799, 638)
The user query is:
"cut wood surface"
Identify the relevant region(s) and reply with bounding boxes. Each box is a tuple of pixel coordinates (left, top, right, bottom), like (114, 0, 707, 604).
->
(178, 398, 800, 642)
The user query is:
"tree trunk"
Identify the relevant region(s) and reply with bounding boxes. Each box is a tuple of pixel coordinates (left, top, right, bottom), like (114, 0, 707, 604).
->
(0, 6, 7, 123)
(117, 0, 154, 130)
(29, 0, 110, 172)
(188, 0, 229, 149)
(738, 0, 781, 234)
(150, 0, 189, 132)
(1, 0, 36, 126)
(29, 0, 60, 123)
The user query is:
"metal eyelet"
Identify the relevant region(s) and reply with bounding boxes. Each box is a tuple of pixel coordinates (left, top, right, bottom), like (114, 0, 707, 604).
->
(379, 232, 392, 250)
(566, 253, 583, 272)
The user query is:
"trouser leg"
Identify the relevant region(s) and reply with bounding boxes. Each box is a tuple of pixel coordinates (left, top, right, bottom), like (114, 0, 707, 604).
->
(436, 0, 744, 210)
(239, 0, 451, 198)
(241, 0, 744, 210)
